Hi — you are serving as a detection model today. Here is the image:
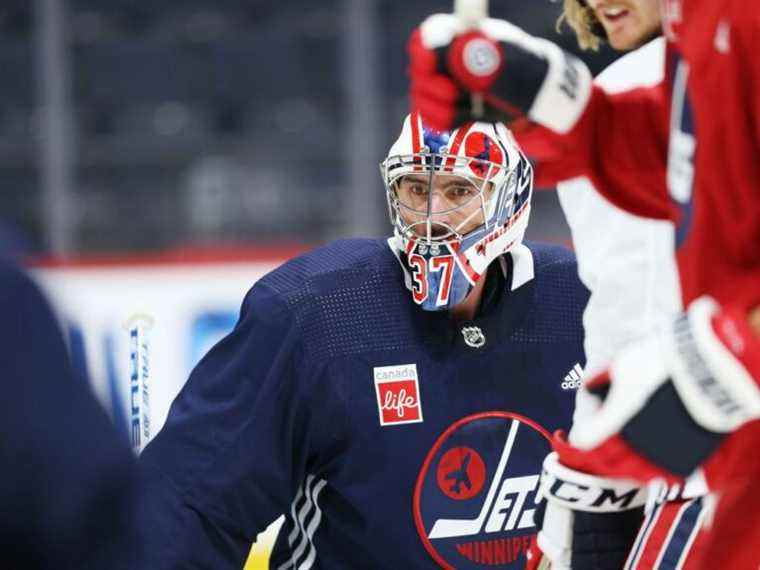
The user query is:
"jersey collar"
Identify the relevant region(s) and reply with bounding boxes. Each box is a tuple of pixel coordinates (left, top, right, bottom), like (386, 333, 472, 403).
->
(393, 242, 536, 351)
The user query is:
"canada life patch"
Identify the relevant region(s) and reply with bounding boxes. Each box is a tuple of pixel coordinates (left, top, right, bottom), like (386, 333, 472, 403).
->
(374, 364, 423, 426)
(414, 412, 551, 569)
(464, 132, 504, 178)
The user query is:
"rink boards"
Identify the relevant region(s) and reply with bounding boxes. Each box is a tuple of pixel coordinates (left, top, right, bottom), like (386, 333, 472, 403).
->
(32, 247, 304, 567)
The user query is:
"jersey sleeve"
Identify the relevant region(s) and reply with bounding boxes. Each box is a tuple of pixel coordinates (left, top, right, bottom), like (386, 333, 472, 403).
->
(138, 281, 326, 569)
(737, 6, 760, 235)
(515, 82, 676, 221)
(0, 260, 137, 569)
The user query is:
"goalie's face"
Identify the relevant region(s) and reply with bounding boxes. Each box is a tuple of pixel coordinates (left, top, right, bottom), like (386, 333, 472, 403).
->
(381, 115, 534, 312)
(586, 0, 661, 50)
(393, 173, 495, 242)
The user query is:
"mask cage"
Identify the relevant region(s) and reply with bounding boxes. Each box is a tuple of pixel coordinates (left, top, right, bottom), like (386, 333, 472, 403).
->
(380, 150, 515, 246)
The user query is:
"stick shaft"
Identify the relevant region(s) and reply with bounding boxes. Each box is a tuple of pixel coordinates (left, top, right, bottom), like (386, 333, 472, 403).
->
(454, 0, 488, 28)
(453, 0, 489, 118)
(127, 315, 153, 454)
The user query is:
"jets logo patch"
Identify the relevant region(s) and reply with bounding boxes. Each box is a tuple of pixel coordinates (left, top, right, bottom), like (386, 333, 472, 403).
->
(414, 412, 551, 569)
(437, 447, 487, 501)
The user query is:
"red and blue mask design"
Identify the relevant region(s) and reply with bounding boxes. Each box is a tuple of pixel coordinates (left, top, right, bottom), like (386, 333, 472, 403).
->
(381, 114, 534, 311)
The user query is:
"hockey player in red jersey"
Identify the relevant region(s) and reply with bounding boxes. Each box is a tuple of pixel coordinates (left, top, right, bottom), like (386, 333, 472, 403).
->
(408, 0, 760, 567)
(539, 2, 709, 568)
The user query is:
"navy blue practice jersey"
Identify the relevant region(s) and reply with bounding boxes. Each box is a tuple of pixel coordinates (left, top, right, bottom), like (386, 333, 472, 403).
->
(0, 258, 137, 569)
(138, 238, 589, 569)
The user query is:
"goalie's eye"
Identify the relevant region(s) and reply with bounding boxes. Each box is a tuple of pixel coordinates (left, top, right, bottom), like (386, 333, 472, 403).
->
(397, 177, 431, 199)
(445, 186, 475, 200)
(408, 183, 428, 196)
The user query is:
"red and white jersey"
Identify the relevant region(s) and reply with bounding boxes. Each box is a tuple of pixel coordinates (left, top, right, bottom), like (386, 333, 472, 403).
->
(557, 37, 681, 381)
(558, 37, 711, 570)
(516, 1, 760, 567)
(518, 0, 760, 313)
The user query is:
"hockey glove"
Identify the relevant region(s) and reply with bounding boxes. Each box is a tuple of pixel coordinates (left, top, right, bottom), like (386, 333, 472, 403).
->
(528, 451, 647, 570)
(555, 296, 760, 484)
(408, 14, 592, 133)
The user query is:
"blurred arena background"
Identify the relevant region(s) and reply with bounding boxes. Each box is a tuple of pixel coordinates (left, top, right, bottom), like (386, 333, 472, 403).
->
(1, 1, 619, 568)
(1, 0, 619, 256)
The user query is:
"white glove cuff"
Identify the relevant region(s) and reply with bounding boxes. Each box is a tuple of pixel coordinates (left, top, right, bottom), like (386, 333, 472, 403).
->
(479, 18, 592, 134)
(670, 296, 760, 433)
(420, 13, 465, 48)
(528, 40, 592, 134)
(539, 452, 648, 513)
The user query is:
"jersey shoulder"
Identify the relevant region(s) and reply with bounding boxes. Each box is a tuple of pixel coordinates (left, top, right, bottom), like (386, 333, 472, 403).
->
(517, 241, 589, 343)
(0, 257, 44, 307)
(525, 240, 579, 276)
(527, 241, 586, 297)
(256, 237, 397, 302)
(250, 238, 412, 361)
(595, 37, 666, 92)
(0, 258, 62, 339)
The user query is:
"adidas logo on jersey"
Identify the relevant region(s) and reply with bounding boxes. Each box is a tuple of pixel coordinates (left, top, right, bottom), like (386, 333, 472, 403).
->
(561, 363, 583, 390)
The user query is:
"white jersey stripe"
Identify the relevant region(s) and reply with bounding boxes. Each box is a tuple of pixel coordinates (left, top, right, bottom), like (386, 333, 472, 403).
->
(652, 500, 692, 568)
(286, 481, 308, 547)
(289, 477, 319, 564)
(625, 491, 666, 570)
(297, 479, 328, 570)
(279, 475, 318, 570)
(278, 475, 327, 570)
(428, 419, 520, 539)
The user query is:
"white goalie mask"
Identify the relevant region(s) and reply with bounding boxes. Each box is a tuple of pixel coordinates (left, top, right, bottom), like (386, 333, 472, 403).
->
(380, 112, 533, 311)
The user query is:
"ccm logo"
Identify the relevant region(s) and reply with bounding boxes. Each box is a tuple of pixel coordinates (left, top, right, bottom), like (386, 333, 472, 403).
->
(541, 474, 646, 512)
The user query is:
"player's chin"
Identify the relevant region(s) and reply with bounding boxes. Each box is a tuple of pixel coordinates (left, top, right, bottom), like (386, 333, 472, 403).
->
(607, 27, 654, 51)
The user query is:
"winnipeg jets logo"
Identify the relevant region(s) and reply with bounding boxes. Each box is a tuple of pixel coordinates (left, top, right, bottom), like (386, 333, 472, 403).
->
(428, 420, 536, 539)
(414, 412, 552, 569)
(437, 447, 487, 501)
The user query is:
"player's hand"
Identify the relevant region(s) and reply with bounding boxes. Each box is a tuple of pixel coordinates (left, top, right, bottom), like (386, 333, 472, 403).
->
(528, 450, 647, 570)
(556, 296, 760, 484)
(408, 14, 593, 133)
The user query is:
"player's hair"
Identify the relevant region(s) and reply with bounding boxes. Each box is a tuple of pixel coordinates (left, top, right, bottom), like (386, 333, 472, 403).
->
(556, 0, 604, 51)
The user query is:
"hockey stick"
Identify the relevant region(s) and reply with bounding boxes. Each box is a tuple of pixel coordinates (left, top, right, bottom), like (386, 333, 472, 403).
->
(454, 0, 488, 28)
(126, 313, 154, 455)
(453, 0, 489, 118)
